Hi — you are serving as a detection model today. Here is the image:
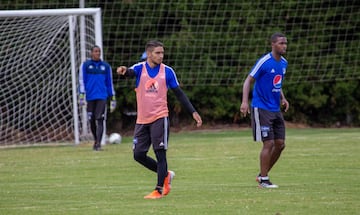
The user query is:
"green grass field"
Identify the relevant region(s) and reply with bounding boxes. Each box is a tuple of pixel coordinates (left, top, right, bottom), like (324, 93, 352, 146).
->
(0, 128, 359, 215)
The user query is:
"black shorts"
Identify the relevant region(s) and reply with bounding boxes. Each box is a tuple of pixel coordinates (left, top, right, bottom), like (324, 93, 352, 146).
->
(133, 117, 169, 153)
(87, 100, 107, 120)
(251, 107, 285, 142)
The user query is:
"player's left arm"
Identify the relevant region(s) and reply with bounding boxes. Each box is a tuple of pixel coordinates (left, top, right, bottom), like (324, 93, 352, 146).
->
(167, 67, 202, 127)
(171, 87, 202, 127)
(105, 63, 116, 112)
(280, 89, 289, 112)
(106, 63, 115, 98)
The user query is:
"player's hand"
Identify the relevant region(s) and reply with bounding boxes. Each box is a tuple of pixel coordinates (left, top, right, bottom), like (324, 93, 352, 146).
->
(240, 102, 250, 117)
(79, 93, 86, 106)
(110, 96, 116, 113)
(192, 112, 202, 127)
(281, 98, 289, 112)
(116, 66, 127, 75)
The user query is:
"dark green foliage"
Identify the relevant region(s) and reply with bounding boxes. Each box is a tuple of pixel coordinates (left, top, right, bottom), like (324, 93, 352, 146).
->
(2, 0, 359, 126)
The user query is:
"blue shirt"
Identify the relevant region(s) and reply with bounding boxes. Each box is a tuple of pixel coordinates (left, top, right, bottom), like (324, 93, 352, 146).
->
(249, 52, 287, 112)
(130, 62, 179, 89)
(79, 59, 115, 101)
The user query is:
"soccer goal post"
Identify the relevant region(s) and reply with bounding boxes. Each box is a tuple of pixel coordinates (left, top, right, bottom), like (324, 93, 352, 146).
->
(0, 8, 102, 146)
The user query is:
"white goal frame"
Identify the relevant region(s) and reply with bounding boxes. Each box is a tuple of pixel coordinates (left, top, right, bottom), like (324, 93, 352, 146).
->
(0, 8, 103, 145)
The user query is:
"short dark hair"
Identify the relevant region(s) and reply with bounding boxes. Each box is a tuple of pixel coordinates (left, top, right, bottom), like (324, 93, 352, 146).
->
(145, 40, 164, 52)
(91, 45, 101, 52)
(270, 32, 286, 43)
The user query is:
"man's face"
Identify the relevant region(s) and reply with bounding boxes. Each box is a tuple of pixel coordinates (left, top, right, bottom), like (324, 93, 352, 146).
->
(147, 46, 164, 65)
(91, 47, 101, 61)
(272, 37, 287, 55)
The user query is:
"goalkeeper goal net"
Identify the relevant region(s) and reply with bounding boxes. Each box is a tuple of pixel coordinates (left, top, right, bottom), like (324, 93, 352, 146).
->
(0, 8, 102, 146)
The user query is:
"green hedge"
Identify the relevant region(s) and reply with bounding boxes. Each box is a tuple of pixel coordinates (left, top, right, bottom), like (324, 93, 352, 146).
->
(111, 80, 360, 128)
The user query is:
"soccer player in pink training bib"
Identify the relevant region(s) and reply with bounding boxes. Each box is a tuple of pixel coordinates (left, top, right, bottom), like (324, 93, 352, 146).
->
(240, 33, 289, 188)
(117, 40, 202, 199)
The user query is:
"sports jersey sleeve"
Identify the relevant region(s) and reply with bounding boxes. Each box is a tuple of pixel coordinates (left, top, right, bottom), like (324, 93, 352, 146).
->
(249, 53, 271, 80)
(105, 63, 115, 97)
(249, 61, 262, 80)
(130, 62, 144, 88)
(79, 61, 87, 94)
(165, 66, 179, 89)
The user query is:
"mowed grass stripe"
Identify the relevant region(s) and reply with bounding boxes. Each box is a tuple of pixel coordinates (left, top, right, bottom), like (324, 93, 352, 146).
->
(0, 128, 359, 215)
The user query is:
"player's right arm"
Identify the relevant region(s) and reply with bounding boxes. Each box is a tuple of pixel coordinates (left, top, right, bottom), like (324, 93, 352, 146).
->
(116, 66, 136, 77)
(78, 62, 87, 106)
(240, 75, 254, 117)
(79, 62, 87, 94)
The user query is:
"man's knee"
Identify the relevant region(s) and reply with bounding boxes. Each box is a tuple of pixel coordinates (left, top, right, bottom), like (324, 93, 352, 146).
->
(155, 149, 166, 163)
(275, 139, 285, 151)
(280, 143, 285, 151)
(95, 114, 105, 121)
(134, 151, 146, 162)
(263, 140, 274, 149)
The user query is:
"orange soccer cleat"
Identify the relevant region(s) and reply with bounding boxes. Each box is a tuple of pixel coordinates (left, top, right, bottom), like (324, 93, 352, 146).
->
(144, 190, 163, 199)
(163, 170, 175, 196)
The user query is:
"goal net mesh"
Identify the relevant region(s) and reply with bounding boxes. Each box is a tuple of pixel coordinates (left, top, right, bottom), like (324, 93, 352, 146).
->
(105, 1, 359, 86)
(0, 14, 96, 146)
(1, 1, 358, 87)
(0, 1, 358, 145)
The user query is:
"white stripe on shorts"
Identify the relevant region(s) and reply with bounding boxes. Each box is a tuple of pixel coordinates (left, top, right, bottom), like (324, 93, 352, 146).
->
(253, 107, 262, 142)
(164, 117, 168, 150)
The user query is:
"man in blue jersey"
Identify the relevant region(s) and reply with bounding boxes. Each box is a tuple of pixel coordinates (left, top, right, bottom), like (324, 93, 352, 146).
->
(79, 45, 116, 151)
(240, 33, 289, 188)
(117, 40, 202, 199)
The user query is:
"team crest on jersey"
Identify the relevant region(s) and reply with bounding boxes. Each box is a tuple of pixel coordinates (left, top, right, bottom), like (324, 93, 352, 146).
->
(145, 79, 159, 94)
(273, 74, 282, 89)
(100, 65, 106, 71)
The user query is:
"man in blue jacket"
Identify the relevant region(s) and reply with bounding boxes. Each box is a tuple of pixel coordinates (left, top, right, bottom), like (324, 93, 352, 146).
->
(79, 45, 116, 151)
